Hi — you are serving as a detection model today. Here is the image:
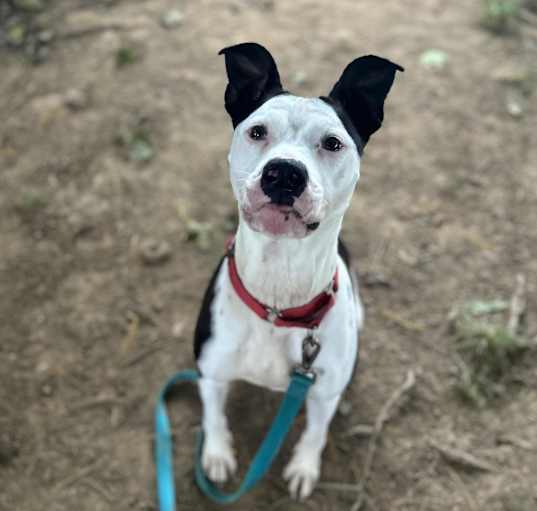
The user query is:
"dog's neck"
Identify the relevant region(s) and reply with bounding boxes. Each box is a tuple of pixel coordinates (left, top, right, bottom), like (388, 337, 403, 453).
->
(234, 214, 342, 310)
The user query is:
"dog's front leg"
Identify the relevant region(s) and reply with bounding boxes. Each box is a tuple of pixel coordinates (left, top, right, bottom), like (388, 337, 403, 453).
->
(199, 377, 237, 483)
(283, 392, 340, 500)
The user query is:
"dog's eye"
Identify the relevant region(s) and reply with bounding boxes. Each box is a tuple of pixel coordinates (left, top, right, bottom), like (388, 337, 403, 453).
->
(322, 136, 343, 152)
(249, 125, 267, 141)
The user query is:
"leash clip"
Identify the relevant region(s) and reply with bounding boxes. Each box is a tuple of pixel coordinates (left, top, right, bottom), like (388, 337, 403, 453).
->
(293, 333, 321, 382)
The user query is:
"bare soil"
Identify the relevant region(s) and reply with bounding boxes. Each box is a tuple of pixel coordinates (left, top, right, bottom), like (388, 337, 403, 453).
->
(1, 1, 537, 510)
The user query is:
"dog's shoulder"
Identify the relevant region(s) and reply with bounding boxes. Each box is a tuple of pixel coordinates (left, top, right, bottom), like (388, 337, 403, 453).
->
(193, 255, 226, 360)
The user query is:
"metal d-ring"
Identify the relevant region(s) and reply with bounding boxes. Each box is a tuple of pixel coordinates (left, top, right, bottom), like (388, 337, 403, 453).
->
(266, 306, 281, 323)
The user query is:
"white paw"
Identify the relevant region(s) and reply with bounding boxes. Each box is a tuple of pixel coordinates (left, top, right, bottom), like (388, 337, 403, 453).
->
(201, 431, 237, 483)
(283, 453, 320, 500)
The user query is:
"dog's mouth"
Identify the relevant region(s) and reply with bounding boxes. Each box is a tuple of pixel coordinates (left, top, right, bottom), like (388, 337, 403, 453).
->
(242, 203, 319, 238)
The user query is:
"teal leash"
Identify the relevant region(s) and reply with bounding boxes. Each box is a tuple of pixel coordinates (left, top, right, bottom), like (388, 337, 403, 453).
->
(154, 367, 316, 509)
(154, 369, 200, 511)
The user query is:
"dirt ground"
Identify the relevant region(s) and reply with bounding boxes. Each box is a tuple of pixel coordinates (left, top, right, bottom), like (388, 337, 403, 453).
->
(1, 1, 537, 510)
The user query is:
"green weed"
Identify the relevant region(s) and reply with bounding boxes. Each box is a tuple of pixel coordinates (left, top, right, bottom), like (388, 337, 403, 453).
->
(450, 299, 533, 407)
(481, 0, 521, 33)
(116, 47, 139, 68)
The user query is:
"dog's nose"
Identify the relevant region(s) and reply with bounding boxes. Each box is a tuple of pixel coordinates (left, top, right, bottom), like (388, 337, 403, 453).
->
(260, 158, 308, 206)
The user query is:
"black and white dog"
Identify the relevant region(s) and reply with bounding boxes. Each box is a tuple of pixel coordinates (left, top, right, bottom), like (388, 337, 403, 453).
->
(194, 43, 402, 500)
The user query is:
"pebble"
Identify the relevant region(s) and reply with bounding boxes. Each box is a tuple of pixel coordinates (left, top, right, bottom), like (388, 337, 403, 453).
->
(140, 239, 172, 265)
(37, 30, 55, 44)
(506, 90, 525, 118)
(172, 320, 185, 338)
(361, 270, 392, 288)
(337, 399, 352, 416)
(160, 9, 184, 29)
(40, 382, 53, 397)
(64, 88, 88, 111)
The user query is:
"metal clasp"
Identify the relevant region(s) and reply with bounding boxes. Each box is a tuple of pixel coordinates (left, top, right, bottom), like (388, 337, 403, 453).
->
(266, 306, 281, 323)
(293, 332, 321, 382)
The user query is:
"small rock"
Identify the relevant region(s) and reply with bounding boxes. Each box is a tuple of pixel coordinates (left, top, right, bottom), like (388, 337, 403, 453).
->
(160, 9, 184, 29)
(40, 382, 53, 397)
(37, 29, 55, 44)
(506, 90, 525, 118)
(172, 320, 185, 338)
(36, 359, 51, 373)
(361, 271, 392, 288)
(64, 88, 88, 111)
(291, 70, 308, 86)
(140, 239, 172, 265)
(337, 399, 352, 416)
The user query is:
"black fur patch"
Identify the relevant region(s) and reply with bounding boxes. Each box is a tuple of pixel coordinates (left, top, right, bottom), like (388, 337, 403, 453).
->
(219, 43, 286, 128)
(193, 256, 225, 361)
(327, 55, 403, 147)
(320, 96, 365, 155)
(338, 237, 352, 269)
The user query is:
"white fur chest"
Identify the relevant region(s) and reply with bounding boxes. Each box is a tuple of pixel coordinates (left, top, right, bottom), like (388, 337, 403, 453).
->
(233, 322, 302, 391)
(197, 257, 360, 400)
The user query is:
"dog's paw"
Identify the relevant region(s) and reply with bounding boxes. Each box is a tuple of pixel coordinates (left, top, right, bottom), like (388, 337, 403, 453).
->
(201, 431, 237, 483)
(283, 453, 320, 500)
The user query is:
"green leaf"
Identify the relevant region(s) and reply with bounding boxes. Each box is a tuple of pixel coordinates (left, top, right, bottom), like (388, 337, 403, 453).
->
(128, 136, 154, 162)
(463, 299, 509, 316)
(419, 49, 448, 70)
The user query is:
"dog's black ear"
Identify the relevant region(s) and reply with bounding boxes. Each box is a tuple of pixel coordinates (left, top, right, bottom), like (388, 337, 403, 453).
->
(328, 56, 403, 147)
(219, 42, 284, 128)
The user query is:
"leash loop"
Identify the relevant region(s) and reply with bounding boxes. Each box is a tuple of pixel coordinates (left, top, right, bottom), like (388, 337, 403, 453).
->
(155, 369, 315, 509)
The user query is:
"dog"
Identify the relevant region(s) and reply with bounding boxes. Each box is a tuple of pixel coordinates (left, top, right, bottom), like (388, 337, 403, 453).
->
(193, 42, 402, 500)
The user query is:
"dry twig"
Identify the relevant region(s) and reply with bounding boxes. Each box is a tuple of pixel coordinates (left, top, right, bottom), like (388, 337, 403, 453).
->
(68, 396, 120, 413)
(349, 369, 416, 511)
(496, 434, 533, 451)
(429, 441, 497, 472)
(342, 424, 375, 438)
(82, 477, 115, 504)
(121, 343, 162, 368)
(318, 482, 361, 492)
(54, 461, 101, 491)
(380, 310, 426, 333)
(507, 274, 526, 336)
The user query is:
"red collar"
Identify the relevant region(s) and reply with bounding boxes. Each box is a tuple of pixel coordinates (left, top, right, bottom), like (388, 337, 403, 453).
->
(226, 239, 338, 329)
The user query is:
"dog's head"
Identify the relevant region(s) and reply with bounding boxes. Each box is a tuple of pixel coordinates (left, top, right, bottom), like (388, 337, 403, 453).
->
(220, 42, 403, 239)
